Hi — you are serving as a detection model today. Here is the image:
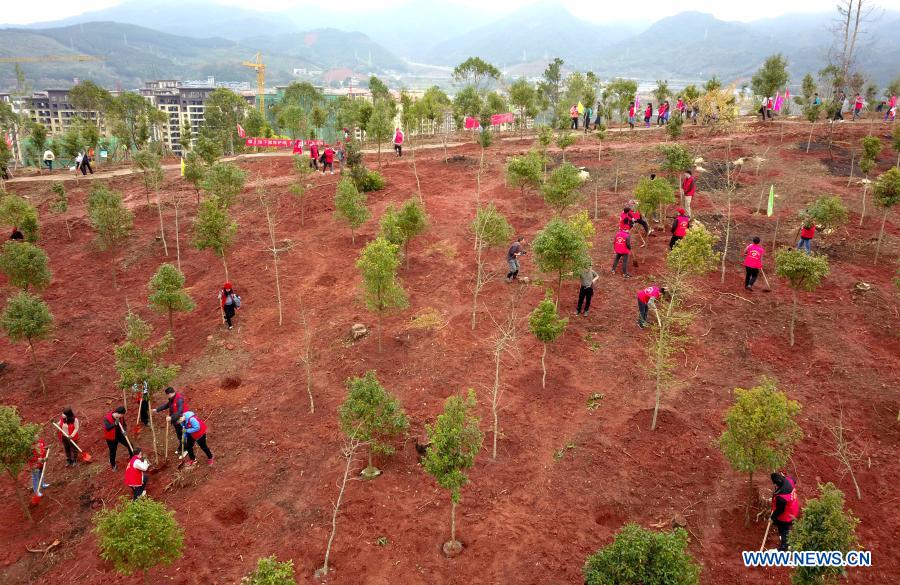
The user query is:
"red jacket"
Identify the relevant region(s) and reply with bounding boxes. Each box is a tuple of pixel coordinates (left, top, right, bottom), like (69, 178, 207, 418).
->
(324, 148, 335, 164)
(629, 105, 635, 117)
(58, 416, 79, 443)
(682, 176, 696, 197)
(800, 224, 816, 239)
(30, 439, 47, 470)
(619, 212, 633, 230)
(103, 412, 119, 441)
(309, 144, 319, 160)
(644, 105, 652, 118)
(124, 455, 145, 487)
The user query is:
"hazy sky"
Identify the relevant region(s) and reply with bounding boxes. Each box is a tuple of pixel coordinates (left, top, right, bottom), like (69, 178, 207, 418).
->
(4, 0, 900, 25)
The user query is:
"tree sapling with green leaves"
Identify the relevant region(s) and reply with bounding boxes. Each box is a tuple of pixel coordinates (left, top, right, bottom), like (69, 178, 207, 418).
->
(858, 135, 882, 225)
(528, 292, 568, 389)
(541, 162, 585, 216)
(1, 291, 53, 392)
(423, 390, 484, 557)
(0, 405, 40, 520)
(134, 149, 168, 256)
(775, 248, 829, 347)
(201, 162, 247, 209)
(242, 556, 296, 585)
(0, 241, 51, 291)
(339, 371, 409, 479)
(532, 217, 591, 304)
(93, 496, 184, 583)
(506, 150, 544, 198)
(873, 167, 900, 264)
(49, 182, 71, 239)
(334, 178, 370, 244)
(470, 203, 513, 329)
(148, 263, 195, 334)
(193, 196, 237, 280)
(87, 184, 134, 287)
(555, 130, 576, 163)
(357, 237, 408, 352)
(718, 376, 803, 523)
(583, 523, 700, 585)
(289, 155, 315, 227)
(789, 483, 860, 585)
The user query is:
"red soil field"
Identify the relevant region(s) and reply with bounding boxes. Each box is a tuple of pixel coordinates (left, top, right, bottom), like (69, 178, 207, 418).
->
(1, 120, 898, 584)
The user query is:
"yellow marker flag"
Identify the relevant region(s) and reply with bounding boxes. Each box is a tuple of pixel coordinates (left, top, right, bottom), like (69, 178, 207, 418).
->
(180, 157, 185, 177)
(577, 101, 585, 115)
(766, 185, 775, 217)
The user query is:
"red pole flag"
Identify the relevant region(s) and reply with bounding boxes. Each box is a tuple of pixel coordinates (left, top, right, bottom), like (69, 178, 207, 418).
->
(237, 123, 246, 138)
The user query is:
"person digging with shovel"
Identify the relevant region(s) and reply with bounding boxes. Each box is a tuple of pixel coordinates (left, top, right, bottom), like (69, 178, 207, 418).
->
(132, 381, 150, 436)
(611, 227, 632, 278)
(767, 472, 800, 551)
(155, 386, 189, 456)
(743, 237, 765, 292)
(103, 406, 133, 471)
(179, 410, 214, 467)
(56, 407, 83, 466)
(125, 447, 150, 500)
(669, 208, 691, 250)
(637, 285, 668, 328)
(29, 436, 51, 497)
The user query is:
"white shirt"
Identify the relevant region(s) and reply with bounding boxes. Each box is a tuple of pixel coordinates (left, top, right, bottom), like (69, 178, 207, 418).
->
(134, 458, 150, 471)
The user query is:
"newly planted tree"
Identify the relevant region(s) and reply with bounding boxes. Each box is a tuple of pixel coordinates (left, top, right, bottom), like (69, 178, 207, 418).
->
(541, 162, 585, 215)
(182, 152, 207, 204)
(201, 162, 247, 209)
(134, 149, 168, 256)
(339, 371, 409, 479)
(873, 167, 900, 264)
(0, 241, 51, 291)
(114, 312, 179, 462)
(858, 135, 882, 224)
(366, 101, 394, 168)
(357, 237, 408, 351)
(488, 296, 520, 460)
(242, 556, 296, 585)
(470, 203, 513, 329)
(506, 150, 543, 198)
(528, 292, 567, 389)
(775, 248, 829, 347)
(1, 291, 53, 392)
(803, 195, 848, 232)
(594, 123, 608, 160)
(555, 130, 576, 163)
(0, 193, 39, 242)
(317, 428, 363, 578)
(532, 218, 591, 303)
(94, 496, 184, 584)
(583, 523, 700, 585)
(380, 198, 428, 268)
(289, 155, 315, 227)
(334, 178, 370, 244)
(634, 175, 676, 223)
(718, 377, 803, 523)
(193, 196, 237, 280)
(0, 406, 40, 520)
(803, 103, 822, 152)
(423, 390, 484, 557)
(49, 182, 71, 239)
(148, 263, 194, 334)
(790, 483, 860, 585)
(87, 184, 133, 287)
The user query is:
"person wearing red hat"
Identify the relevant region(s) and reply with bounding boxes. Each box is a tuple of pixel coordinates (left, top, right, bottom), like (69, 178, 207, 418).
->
(218, 282, 241, 330)
(669, 209, 691, 249)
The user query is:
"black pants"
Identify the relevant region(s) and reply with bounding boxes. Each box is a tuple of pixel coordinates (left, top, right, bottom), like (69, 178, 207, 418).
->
(669, 235, 683, 249)
(611, 253, 629, 274)
(223, 304, 236, 328)
(138, 398, 149, 426)
(633, 218, 650, 234)
(80, 161, 93, 175)
(577, 286, 594, 313)
(394, 144, 402, 156)
(775, 520, 792, 551)
(186, 434, 213, 461)
(62, 437, 77, 464)
(44, 160, 53, 170)
(171, 421, 184, 451)
(310, 158, 318, 170)
(322, 162, 333, 173)
(130, 478, 147, 500)
(638, 300, 649, 327)
(106, 432, 133, 469)
(745, 267, 759, 288)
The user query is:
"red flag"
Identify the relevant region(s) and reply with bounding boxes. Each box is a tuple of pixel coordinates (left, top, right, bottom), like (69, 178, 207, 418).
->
(4, 133, 12, 147)
(236, 123, 246, 138)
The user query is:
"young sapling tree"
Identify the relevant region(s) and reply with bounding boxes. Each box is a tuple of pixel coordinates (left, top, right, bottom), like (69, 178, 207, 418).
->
(718, 377, 803, 523)
(147, 263, 194, 334)
(470, 203, 513, 329)
(528, 292, 567, 389)
(201, 162, 247, 209)
(594, 123, 608, 160)
(775, 248, 829, 347)
(541, 162, 585, 216)
(423, 390, 484, 557)
(87, 184, 134, 287)
(0, 241, 51, 291)
(858, 136, 882, 225)
(532, 217, 591, 304)
(49, 182, 71, 239)
(488, 296, 520, 460)
(257, 187, 292, 326)
(316, 428, 363, 578)
(555, 130, 576, 163)
(872, 167, 900, 264)
(289, 155, 315, 227)
(334, 178, 370, 244)
(0, 405, 40, 520)
(134, 149, 168, 256)
(339, 371, 409, 479)
(789, 484, 860, 585)
(1, 291, 53, 392)
(583, 523, 700, 585)
(506, 150, 543, 198)
(193, 196, 237, 280)
(357, 237, 408, 351)
(242, 556, 296, 585)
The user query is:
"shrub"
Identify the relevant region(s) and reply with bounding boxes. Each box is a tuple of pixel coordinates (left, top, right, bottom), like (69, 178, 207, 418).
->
(790, 483, 860, 585)
(583, 523, 700, 585)
(241, 556, 296, 585)
(0, 241, 51, 291)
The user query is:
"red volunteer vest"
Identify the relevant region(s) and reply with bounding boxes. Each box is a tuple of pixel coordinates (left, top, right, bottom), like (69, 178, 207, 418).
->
(772, 477, 800, 522)
(800, 225, 816, 239)
(613, 231, 630, 254)
(103, 413, 117, 441)
(124, 455, 144, 487)
(744, 245, 764, 268)
(58, 417, 79, 442)
(619, 212, 633, 230)
(172, 393, 188, 417)
(674, 216, 690, 237)
(185, 414, 207, 439)
(637, 286, 660, 304)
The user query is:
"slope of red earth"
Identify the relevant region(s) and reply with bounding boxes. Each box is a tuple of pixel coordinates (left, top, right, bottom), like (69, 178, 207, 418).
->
(1, 119, 898, 585)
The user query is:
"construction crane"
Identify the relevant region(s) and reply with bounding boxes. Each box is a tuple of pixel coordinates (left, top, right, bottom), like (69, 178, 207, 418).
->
(241, 52, 266, 114)
(0, 55, 104, 63)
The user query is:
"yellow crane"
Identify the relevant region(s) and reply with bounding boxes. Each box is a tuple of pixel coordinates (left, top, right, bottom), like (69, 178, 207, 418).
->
(241, 52, 266, 113)
(0, 55, 104, 63)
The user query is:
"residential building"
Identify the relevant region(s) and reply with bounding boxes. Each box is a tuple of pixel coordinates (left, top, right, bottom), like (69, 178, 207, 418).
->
(25, 89, 103, 135)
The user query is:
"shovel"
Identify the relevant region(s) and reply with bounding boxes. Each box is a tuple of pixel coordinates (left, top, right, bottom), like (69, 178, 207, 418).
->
(760, 268, 772, 293)
(30, 447, 51, 506)
(52, 423, 92, 463)
(759, 520, 772, 551)
(117, 422, 134, 453)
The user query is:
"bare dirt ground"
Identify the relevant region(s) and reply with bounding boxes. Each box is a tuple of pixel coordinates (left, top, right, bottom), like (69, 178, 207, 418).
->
(1, 118, 898, 585)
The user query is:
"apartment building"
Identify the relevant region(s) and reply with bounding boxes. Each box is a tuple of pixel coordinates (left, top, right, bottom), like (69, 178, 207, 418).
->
(25, 89, 103, 134)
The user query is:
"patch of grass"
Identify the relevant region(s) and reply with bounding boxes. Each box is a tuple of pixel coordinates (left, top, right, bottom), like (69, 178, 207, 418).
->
(583, 332, 601, 352)
(587, 392, 603, 411)
(406, 308, 446, 331)
(553, 441, 576, 462)
(375, 536, 389, 547)
(426, 240, 457, 259)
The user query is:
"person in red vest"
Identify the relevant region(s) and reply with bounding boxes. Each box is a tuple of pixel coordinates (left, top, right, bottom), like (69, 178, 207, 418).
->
(322, 145, 335, 175)
(619, 207, 634, 231)
(628, 102, 636, 130)
(155, 387, 189, 455)
(58, 407, 81, 467)
(669, 208, 691, 249)
(627, 202, 651, 236)
(611, 228, 632, 278)
(178, 410, 214, 466)
(309, 142, 319, 171)
(393, 127, 404, 157)
(125, 447, 150, 500)
(743, 237, 765, 291)
(853, 94, 864, 120)
(29, 437, 50, 496)
(676, 97, 686, 117)
(103, 406, 133, 471)
(796, 220, 816, 254)
(656, 102, 666, 126)
(219, 282, 241, 330)
(681, 170, 696, 216)
(637, 285, 668, 328)
(770, 472, 800, 551)
(132, 381, 149, 436)
(644, 103, 653, 127)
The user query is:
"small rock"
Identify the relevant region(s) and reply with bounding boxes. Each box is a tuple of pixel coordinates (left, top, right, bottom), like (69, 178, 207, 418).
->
(351, 323, 368, 340)
(206, 335, 213, 341)
(671, 514, 688, 529)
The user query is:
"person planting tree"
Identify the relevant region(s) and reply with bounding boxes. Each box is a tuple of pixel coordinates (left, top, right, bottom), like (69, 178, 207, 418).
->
(743, 237, 765, 291)
(124, 447, 150, 500)
(178, 410, 214, 466)
(28, 435, 50, 497)
(155, 387, 189, 456)
(769, 472, 800, 551)
(795, 218, 817, 254)
(57, 407, 81, 467)
(637, 285, 667, 329)
(610, 227, 632, 278)
(103, 406, 133, 471)
(669, 208, 690, 250)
